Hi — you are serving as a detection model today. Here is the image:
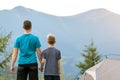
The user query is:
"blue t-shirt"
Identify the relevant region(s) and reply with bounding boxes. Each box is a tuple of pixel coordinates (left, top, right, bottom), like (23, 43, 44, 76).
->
(41, 47, 61, 75)
(14, 34, 41, 64)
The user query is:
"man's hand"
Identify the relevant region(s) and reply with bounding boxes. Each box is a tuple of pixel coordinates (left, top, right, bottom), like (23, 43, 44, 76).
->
(10, 66, 14, 73)
(39, 67, 43, 72)
(10, 48, 18, 73)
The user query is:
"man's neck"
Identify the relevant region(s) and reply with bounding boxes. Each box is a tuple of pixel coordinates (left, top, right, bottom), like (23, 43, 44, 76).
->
(24, 30, 31, 34)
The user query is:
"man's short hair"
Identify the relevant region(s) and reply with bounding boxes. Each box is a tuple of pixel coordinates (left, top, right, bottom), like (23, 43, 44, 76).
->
(23, 20, 32, 30)
(47, 33, 56, 45)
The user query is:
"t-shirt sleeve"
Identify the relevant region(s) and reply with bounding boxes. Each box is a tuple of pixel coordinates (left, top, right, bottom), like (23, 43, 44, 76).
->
(41, 52, 46, 59)
(57, 50, 61, 60)
(14, 38, 20, 48)
(36, 37, 41, 48)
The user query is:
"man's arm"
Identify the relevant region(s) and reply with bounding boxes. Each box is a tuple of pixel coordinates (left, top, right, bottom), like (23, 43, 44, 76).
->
(40, 58, 45, 72)
(36, 48, 42, 63)
(10, 48, 18, 73)
(36, 48, 44, 72)
(58, 60, 61, 74)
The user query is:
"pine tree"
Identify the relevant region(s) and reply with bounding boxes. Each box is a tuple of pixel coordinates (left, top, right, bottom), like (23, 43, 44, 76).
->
(76, 41, 101, 74)
(0, 32, 12, 69)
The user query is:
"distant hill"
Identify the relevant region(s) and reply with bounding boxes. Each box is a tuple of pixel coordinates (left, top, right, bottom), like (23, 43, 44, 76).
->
(0, 6, 120, 77)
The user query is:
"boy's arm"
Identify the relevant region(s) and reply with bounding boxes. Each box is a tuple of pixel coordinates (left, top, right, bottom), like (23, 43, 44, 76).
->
(10, 48, 18, 73)
(36, 48, 42, 63)
(40, 58, 45, 72)
(58, 60, 61, 74)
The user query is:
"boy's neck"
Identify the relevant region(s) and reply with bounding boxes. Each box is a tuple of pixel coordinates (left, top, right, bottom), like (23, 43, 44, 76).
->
(48, 44, 54, 48)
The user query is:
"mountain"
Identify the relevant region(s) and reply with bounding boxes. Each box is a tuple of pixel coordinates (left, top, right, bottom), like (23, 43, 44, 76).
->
(1, 6, 120, 77)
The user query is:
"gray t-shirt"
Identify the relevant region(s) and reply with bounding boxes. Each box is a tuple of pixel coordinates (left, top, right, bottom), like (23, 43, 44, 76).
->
(41, 47, 61, 75)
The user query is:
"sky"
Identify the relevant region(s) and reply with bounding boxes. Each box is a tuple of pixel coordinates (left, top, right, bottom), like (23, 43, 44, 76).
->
(0, 0, 120, 16)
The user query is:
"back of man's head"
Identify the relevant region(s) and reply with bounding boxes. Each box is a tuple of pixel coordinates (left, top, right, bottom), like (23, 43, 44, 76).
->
(23, 20, 32, 30)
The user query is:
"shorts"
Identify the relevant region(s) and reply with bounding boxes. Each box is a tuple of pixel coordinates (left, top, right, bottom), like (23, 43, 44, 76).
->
(44, 75, 60, 80)
(17, 63, 38, 80)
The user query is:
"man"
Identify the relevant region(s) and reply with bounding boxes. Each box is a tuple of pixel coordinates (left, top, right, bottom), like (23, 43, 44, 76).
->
(10, 20, 41, 80)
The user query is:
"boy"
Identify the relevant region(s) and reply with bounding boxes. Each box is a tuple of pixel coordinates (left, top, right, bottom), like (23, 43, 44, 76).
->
(40, 34, 61, 80)
(10, 20, 41, 80)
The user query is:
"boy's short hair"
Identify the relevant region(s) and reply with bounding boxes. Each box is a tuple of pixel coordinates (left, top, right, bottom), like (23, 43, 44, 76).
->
(47, 33, 56, 45)
(23, 20, 32, 30)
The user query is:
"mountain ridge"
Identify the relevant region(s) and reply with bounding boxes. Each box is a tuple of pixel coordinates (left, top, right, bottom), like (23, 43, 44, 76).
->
(1, 6, 120, 17)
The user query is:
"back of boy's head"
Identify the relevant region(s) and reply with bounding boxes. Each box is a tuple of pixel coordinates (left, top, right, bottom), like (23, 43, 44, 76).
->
(47, 33, 56, 45)
(23, 20, 32, 30)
